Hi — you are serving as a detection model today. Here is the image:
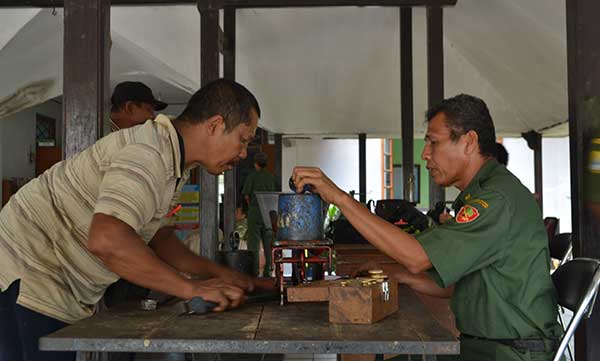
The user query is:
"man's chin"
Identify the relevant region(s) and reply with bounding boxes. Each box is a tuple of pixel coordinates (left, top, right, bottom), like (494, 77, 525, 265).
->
(206, 168, 221, 176)
(429, 173, 445, 187)
(207, 165, 234, 175)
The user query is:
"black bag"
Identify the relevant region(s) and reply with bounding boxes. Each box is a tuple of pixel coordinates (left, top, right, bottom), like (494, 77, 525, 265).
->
(327, 217, 368, 244)
(375, 199, 429, 232)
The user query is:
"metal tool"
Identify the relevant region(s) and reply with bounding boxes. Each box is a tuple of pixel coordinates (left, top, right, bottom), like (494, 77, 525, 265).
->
(139, 298, 158, 311)
(288, 176, 313, 193)
(139, 296, 217, 315)
(179, 296, 218, 315)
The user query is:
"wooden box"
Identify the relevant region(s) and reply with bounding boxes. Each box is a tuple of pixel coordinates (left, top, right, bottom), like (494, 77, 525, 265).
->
(328, 279, 398, 324)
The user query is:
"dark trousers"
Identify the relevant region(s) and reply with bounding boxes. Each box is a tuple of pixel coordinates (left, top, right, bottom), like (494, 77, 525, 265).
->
(0, 280, 76, 361)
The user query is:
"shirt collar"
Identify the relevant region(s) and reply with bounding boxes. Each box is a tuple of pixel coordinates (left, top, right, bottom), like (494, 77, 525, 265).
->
(452, 159, 499, 210)
(153, 114, 184, 179)
(109, 118, 120, 132)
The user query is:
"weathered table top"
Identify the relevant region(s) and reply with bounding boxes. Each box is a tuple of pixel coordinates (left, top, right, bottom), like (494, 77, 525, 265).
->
(40, 286, 459, 355)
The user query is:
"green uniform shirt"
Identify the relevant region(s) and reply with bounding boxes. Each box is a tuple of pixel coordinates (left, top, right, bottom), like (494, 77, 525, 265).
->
(416, 160, 561, 340)
(242, 168, 278, 210)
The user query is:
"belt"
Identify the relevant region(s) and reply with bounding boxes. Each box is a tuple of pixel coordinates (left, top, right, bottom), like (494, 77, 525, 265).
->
(462, 334, 559, 353)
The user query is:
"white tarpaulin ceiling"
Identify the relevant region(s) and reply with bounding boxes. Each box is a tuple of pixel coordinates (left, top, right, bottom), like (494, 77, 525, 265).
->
(0, 0, 568, 137)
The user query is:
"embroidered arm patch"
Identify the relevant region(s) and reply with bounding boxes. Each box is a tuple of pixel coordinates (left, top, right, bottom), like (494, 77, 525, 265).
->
(455, 205, 480, 223)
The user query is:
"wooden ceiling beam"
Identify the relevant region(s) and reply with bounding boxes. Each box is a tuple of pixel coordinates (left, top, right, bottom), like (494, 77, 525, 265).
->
(1, 0, 457, 8)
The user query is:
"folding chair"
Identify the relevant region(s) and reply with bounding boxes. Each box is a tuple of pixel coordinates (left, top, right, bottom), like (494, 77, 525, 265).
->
(549, 233, 573, 270)
(551, 258, 600, 361)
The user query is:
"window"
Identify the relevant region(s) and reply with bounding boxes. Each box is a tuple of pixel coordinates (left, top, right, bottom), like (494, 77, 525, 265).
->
(382, 139, 393, 199)
(393, 164, 420, 203)
(36, 113, 56, 147)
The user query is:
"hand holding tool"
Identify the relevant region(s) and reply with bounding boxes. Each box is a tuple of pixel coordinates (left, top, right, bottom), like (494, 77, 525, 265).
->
(180, 296, 218, 315)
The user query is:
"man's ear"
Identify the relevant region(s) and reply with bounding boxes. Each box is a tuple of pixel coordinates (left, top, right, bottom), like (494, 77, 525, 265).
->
(124, 101, 135, 114)
(205, 115, 225, 135)
(464, 130, 480, 155)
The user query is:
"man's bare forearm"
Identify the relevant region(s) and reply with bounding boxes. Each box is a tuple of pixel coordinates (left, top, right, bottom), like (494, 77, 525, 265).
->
(88, 214, 196, 299)
(150, 227, 226, 279)
(336, 193, 432, 274)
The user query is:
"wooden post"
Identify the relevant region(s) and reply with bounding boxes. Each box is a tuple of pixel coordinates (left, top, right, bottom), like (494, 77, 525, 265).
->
(223, 7, 237, 250)
(359, 133, 367, 203)
(566, 0, 600, 359)
(199, 6, 220, 259)
(400, 7, 414, 202)
(426, 6, 445, 208)
(63, 0, 110, 158)
(64, 3, 109, 360)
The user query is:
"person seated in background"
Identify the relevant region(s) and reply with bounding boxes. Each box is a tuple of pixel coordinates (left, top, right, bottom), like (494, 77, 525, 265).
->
(234, 200, 249, 251)
(235, 191, 268, 275)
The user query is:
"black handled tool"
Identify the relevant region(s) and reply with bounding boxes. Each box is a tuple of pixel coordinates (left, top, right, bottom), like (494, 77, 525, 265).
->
(288, 176, 313, 193)
(181, 296, 218, 315)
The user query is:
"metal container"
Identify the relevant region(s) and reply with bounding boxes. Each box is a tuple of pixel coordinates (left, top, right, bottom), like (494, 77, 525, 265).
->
(255, 191, 284, 231)
(277, 193, 324, 241)
(217, 250, 254, 275)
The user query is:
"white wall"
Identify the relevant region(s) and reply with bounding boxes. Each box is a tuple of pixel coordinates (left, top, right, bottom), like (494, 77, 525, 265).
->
(541, 138, 571, 233)
(0, 100, 63, 198)
(282, 138, 382, 201)
(504, 138, 535, 192)
(504, 137, 571, 232)
(366, 139, 383, 202)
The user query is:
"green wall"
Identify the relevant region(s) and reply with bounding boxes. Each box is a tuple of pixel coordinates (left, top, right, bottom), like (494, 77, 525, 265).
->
(392, 139, 429, 209)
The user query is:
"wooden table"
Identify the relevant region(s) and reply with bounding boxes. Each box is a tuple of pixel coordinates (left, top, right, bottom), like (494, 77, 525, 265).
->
(40, 286, 459, 359)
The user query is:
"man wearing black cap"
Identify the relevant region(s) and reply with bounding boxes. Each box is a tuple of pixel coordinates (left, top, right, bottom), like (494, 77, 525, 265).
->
(109, 81, 168, 131)
(104, 81, 170, 311)
(242, 152, 278, 277)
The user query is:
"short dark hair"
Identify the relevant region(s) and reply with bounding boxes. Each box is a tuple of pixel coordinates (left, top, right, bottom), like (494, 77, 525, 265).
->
(426, 94, 497, 158)
(254, 151, 268, 168)
(495, 142, 509, 165)
(176, 79, 261, 131)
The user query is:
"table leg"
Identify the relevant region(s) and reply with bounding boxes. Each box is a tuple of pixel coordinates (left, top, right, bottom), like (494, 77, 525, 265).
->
(76, 351, 107, 361)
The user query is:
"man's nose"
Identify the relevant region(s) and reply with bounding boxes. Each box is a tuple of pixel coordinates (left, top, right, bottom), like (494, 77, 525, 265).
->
(421, 145, 430, 160)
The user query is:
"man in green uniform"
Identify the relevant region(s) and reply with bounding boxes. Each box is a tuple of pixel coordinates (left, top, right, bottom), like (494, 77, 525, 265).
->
(243, 152, 278, 277)
(292, 94, 562, 361)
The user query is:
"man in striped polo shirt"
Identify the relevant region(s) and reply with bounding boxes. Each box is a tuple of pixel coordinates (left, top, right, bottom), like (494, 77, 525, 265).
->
(0, 79, 261, 361)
